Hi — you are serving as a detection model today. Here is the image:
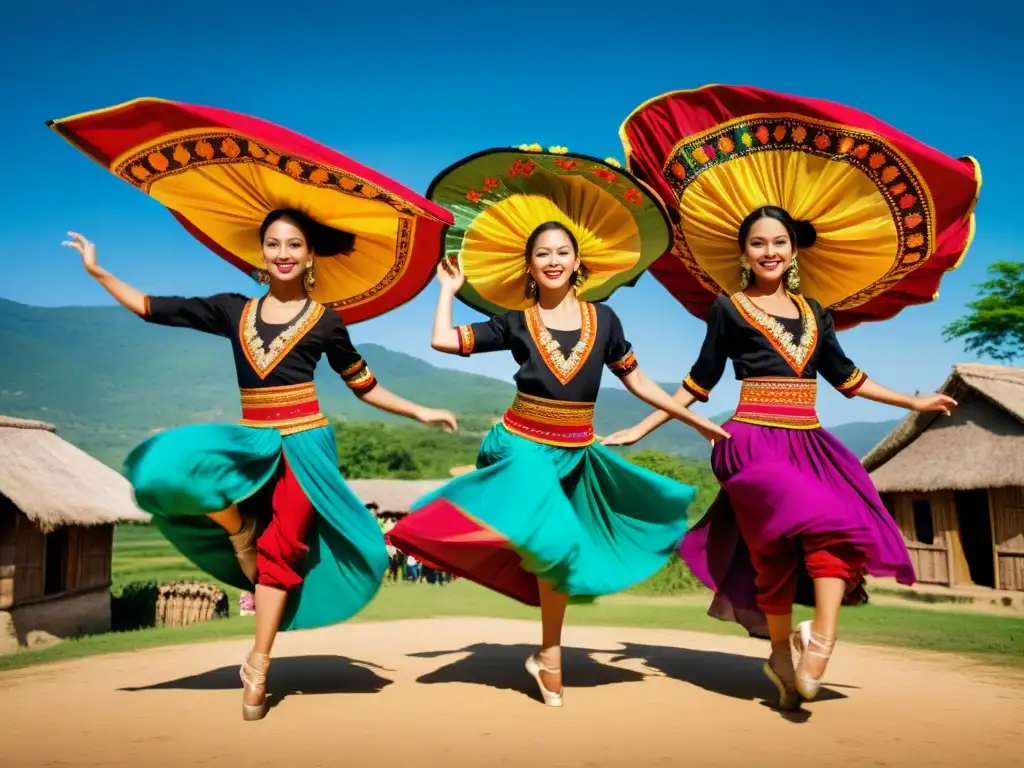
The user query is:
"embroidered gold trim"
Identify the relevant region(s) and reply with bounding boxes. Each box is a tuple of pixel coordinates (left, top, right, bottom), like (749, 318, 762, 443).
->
(238, 413, 329, 436)
(731, 292, 818, 376)
(525, 302, 598, 385)
(239, 382, 318, 406)
(836, 368, 868, 396)
(240, 299, 325, 380)
(608, 349, 638, 377)
(457, 324, 476, 355)
(683, 374, 710, 401)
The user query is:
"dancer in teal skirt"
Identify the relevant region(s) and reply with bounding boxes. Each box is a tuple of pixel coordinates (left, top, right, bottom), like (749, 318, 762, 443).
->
(61, 214, 456, 720)
(388, 146, 730, 708)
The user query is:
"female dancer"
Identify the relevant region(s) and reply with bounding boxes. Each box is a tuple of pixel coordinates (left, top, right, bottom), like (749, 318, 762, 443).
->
(61, 210, 457, 721)
(604, 206, 957, 710)
(390, 219, 730, 707)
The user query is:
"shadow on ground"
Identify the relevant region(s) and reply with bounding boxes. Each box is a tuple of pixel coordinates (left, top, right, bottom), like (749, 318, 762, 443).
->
(118, 654, 393, 710)
(609, 642, 854, 723)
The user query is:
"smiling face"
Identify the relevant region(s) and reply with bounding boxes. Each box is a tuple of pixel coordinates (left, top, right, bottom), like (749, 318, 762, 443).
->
(743, 216, 795, 287)
(528, 227, 581, 293)
(261, 217, 312, 284)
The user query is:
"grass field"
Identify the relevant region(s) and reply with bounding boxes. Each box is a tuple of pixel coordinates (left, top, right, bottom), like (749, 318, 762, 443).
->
(1, 524, 1022, 673)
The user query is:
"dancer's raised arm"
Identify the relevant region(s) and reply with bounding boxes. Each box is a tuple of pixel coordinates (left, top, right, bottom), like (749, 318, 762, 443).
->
(62, 231, 146, 317)
(430, 258, 465, 353)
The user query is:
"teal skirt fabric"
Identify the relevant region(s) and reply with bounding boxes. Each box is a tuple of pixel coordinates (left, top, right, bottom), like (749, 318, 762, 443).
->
(388, 424, 696, 604)
(123, 423, 387, 631)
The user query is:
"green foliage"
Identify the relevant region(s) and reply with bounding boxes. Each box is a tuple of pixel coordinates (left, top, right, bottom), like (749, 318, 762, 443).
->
(942, 261, 1024, 363)
(627, 449, 720, 520)
(334, 421, 482, 479)
(110, 580, 159, 631)
(623, 449, 719, 596)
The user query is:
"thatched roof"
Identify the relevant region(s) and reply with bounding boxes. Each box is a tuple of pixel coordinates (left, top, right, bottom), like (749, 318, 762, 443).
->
(0, 416, 150, 532)
(861, 364, 1024, 493)
(347, 479, 446, 514)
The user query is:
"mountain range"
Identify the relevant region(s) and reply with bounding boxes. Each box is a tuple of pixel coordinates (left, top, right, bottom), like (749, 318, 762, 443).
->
(0, 298, 899, 469)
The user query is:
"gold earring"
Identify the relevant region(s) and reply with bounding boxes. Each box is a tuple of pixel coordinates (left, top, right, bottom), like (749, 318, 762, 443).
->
(524, 275, 538, 300)
(785, 256, 801, 292)
(738, 255, 752, 290)
(256, 269, 270, 285)
(573, 270, 586, 290)
(304, 262, 315, 291)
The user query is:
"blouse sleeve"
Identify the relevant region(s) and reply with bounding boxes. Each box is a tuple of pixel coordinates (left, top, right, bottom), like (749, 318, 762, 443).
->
(681, 297, 730, 403)
(455, 312, 512, 356)
(603, 307, 639, 378)
(324, 315, 379, 397)
(816, 306, 868, 398)
(142, 293, 241, 337)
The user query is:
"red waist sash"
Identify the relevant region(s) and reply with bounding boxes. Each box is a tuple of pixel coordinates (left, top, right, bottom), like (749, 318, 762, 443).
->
(502, 392, 595, 448)
(732, 377, 820, 430)
(238, 382, 329, 436)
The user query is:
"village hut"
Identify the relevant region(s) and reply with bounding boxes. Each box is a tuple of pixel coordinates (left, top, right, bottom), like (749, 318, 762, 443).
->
(348, 479, 446, 526)
(0, 416, 149, 642)
(862, 363, 1024, 592)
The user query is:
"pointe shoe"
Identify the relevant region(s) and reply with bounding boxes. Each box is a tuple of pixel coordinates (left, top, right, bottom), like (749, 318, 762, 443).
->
(762, 647, 800, 712)
(791, 620, 835, 700)
(525, 653, 563, 708)
(229, 517, 258, 586)
(240, 651, 270, 721)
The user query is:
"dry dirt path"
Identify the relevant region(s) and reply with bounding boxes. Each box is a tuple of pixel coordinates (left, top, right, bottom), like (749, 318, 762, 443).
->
(1, 617, 1021, 767)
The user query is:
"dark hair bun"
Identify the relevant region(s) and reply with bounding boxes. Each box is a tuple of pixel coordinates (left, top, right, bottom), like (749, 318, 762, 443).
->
(310, 222, 356, 257)
(792, 219, 817, 249)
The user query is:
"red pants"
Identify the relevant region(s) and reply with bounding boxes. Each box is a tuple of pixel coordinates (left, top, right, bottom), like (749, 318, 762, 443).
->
(255, 459, 317, 591)
(749, 533, 866, 615)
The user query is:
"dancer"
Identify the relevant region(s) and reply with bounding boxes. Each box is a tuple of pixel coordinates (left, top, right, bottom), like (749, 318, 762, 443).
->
(613, 84, 980, 709)
(387, 146, 730, 708)
(49, 98, 458, 721)
(604, 205, 957, 710)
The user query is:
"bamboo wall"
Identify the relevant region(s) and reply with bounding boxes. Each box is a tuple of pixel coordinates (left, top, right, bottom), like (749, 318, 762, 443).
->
(883, 491, 955, 586)
(0, 505, 114, 608)
(992, 486, 1024, 591)
(883, 486, 1024, 592)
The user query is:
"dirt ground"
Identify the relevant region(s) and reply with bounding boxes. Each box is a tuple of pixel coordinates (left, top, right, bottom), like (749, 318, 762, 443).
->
(1, 617, 1021, 768)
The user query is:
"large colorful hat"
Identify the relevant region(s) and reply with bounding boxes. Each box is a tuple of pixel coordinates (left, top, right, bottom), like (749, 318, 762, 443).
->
(47, 98, 454, 324)
(426, 145, 673, 315)
(619, 85, 982, 330)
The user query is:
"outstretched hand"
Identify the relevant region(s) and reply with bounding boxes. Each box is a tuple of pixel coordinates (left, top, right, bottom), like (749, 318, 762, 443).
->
(62, 232, 103, 277)
(601, 427, 643, 447)
(436, 256, 465, 294)
(419, 407, 459, 433)
(912, 393, 958, 416)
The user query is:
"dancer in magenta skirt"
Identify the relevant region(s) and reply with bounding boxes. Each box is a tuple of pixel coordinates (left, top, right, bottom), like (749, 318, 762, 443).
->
(604, 206, 958, 710)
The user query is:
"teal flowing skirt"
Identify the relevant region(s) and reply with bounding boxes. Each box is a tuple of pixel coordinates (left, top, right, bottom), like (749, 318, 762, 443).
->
(123, 423, 387, 631)
(388, 424, 696, 604)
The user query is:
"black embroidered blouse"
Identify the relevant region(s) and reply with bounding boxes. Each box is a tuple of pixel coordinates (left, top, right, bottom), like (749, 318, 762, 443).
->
(456, 302, 638, 403)
(681, 292, 868, 403)
(141, 292, 377, 394)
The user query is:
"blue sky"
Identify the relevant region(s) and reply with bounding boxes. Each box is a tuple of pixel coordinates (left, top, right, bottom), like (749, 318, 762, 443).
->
(1, 1, 1017, 426)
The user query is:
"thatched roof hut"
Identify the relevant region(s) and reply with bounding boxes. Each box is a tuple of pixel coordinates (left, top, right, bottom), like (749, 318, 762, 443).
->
(861, 365, 1024, 592)
(862, 363, 1024, 493)
(347, 479, 446, 518)
(0, 416, 149, 646)
(0, 416, 149, 531)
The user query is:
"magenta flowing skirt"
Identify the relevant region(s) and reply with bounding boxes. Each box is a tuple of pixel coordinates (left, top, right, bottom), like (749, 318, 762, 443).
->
(679, 419, 916, 638)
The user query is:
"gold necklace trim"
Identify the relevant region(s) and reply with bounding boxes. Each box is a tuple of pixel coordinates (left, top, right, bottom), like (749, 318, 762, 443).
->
(239, 298, 325, 380)
(525, 302, 597, 386)
(731, 292, 818, 376)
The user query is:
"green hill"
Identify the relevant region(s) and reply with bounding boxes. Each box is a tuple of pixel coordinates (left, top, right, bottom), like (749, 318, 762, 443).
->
(0, 298, 897, 467)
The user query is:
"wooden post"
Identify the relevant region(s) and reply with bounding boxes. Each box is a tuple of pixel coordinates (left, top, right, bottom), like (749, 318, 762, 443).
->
(988, 489, 1000, 591)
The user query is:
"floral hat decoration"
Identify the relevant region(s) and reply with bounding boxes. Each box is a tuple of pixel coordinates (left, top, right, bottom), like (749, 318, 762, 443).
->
(425, 144, 674, 315)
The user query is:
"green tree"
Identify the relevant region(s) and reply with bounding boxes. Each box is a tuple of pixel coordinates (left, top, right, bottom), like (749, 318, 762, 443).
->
(335, 422, 419, 478)
(942, 261, 1024, 363)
